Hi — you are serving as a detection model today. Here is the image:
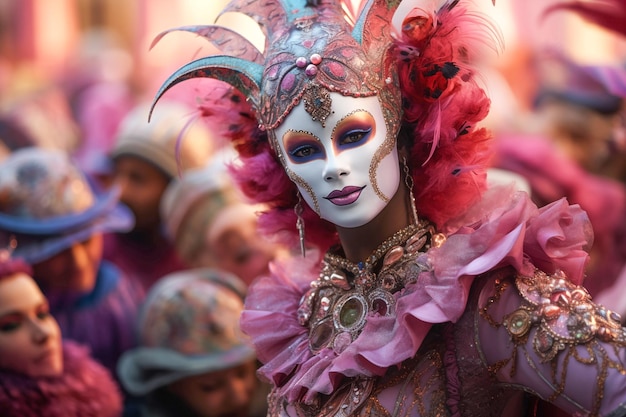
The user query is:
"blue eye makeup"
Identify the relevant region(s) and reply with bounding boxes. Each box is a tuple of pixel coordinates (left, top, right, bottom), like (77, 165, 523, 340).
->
(283, 132, 325, 163)
(289, 143, 322, 160)
(338, 127, 372, 148)
(281, 111, 376, 163)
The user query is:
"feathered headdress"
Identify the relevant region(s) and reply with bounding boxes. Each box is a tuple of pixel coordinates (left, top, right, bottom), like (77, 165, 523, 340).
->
(152, 0, 404, 147)
(152, 0, 501, 250)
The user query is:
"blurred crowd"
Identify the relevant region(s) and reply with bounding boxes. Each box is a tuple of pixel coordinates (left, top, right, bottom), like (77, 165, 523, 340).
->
(0, 1, 625, 417)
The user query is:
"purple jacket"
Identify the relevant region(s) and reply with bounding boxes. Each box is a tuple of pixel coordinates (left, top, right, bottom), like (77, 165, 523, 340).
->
(46, 260, 142, 374)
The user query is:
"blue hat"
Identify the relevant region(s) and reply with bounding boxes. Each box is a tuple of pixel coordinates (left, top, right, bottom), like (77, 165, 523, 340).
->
(0, 147, 133, 264)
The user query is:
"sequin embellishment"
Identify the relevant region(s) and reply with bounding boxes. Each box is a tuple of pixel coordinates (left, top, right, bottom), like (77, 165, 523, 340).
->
(501, 270, 626, 362)
(298, 220, 441, 354)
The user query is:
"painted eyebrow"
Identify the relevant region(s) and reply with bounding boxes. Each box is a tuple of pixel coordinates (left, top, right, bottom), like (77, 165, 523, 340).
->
(331, 109, 374, 140)
(282, 129, 322, 143)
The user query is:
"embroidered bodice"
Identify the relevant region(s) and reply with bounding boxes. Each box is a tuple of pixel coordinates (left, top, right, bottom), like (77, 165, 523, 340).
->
(241, 190, 626, 416)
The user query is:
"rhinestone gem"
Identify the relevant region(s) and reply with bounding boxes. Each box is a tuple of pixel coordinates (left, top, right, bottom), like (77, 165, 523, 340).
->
(610, 311, 622, 323)
(542, 305, 561, 320)
(505, 309, 531, 337)
(340, 297, 364, 328)
(372, 298, 388, 316)
(330, 271, 351, 290)
(382, 246, 404, 267)
(535, 330, 554, 353)
(310, 318, 334, 351)
(381, 274, 396, 291)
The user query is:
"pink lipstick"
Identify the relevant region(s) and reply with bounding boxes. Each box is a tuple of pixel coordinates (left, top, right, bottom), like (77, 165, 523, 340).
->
(324, 186, 365, 206)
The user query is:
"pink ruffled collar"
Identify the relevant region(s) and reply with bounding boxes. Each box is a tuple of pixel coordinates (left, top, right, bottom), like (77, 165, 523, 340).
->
(241, 189, 592, 404)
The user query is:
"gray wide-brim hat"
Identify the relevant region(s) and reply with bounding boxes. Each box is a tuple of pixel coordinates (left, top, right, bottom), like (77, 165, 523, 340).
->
(116, 268, 255, 396)
(118, 344, 256, 396)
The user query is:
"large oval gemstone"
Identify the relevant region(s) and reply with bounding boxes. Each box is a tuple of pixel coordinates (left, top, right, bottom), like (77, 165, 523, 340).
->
(340, 297, 364, 328)
(310, 318, 334, 352)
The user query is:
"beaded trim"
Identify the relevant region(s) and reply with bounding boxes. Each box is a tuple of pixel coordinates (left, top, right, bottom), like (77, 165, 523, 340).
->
(481, 268, 626, 416)
(297, 220, 446, 354)
(303, 83, 333, 127)
(508, 270, 625, 361)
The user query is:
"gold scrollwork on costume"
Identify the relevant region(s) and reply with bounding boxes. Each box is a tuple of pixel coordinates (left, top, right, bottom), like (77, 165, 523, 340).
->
(481, 268, 626, 416)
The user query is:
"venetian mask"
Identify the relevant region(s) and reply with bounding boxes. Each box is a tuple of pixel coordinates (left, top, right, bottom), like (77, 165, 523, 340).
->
(275, 93, 400, 228)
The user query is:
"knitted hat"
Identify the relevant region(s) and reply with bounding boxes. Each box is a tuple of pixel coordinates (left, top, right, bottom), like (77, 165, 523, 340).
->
(0, 147, 133, 264)
(160, 149, 258, 264)
(117, 268, 254, 396)
(111, 101, 214, 178)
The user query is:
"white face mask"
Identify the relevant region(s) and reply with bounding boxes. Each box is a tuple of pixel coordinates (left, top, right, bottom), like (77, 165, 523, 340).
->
(275, 93, 400, 228)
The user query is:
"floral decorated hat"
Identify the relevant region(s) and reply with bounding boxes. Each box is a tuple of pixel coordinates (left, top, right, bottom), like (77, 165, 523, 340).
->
(117, 267, 255, 396)
(0, 147, 133, 264)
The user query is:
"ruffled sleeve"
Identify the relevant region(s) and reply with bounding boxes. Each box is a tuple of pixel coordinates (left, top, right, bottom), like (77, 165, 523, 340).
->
(240, 254, 318, 387)
(478, 266, 626, 417)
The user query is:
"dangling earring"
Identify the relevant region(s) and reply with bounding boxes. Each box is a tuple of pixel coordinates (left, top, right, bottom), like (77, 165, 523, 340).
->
(0, 235, 17, 261)
(294, 193, 306, 257)
(403, 156, 419, 225)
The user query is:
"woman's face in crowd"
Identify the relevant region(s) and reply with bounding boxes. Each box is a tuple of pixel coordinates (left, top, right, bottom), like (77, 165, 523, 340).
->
(0, 273, 63, 377)
(32, 235, 102, 293)
(275, 93, 400, 228)
(167, 360, 258, 417)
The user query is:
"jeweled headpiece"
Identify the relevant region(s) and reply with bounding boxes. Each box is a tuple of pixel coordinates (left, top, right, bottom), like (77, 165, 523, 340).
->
(152, 0, 501, 248)
(151, 0, 403, 141)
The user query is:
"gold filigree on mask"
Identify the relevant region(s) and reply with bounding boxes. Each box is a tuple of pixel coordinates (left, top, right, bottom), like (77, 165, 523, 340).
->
(303, 83, 333, 127)
(285, 167, 320, 214)
(369, 121, 396, 203)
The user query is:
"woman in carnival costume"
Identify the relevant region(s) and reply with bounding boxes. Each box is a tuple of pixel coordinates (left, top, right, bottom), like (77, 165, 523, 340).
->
(151, 0, 626, 415)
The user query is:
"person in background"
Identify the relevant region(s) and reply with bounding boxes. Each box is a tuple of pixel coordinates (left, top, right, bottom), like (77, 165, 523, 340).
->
(493, 31, 626, 317)
(0, 254, 122, 417)
(104, 100, 213, 292)
(161, 150, 285, 286)
(0, 115, 37, 161)
(542, 0, 626, 321)
(0, 147, 141, 376)
(532, 53, 625, 183)
(117, 268, 268, 417)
